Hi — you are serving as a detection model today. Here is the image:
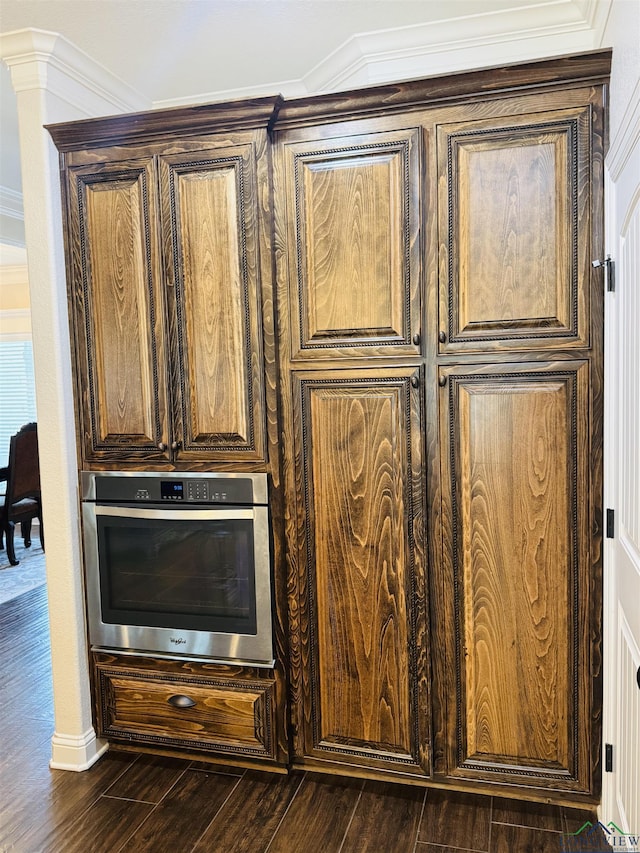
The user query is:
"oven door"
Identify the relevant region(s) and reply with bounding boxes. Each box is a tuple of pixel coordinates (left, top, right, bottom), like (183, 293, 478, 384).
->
(82, 503, 274, 666)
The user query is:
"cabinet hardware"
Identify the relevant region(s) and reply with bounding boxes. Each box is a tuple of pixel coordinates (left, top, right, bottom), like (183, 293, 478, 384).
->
(167, 694, 197, 709)
(637, 665, 640, 691)
(606, 508, 615, 538)
(592, 255, 615, 292)
(171, 440, 182, 452)
(438, 375, 447, 387)
(157, 442, 167, 452)
(605, 743, 613, 772)
(410, 375, 420, 388)
(412, 333, 421, 346)
(438, 331, 447, 344)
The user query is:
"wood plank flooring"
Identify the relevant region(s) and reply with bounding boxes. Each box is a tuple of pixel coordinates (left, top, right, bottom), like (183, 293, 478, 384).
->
(1, 586, 607, 853)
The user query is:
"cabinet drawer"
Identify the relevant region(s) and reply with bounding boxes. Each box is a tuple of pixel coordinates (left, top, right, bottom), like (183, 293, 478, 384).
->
(95, 665, 277, 761)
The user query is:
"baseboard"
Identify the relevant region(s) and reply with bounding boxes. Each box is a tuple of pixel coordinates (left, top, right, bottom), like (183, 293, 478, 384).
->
(49, 728, 109, 771)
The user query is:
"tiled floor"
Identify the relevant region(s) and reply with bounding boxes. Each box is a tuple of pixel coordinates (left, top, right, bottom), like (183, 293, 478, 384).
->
(1, 582, 608, 853)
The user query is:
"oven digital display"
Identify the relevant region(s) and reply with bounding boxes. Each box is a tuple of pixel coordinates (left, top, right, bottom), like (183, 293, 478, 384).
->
(160, 480, 184, 500)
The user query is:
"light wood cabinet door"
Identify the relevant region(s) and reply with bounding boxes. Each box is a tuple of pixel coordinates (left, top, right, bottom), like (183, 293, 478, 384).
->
(290, 368, 430, 777)
(437, 106, 593, 353)
(66, 159, 170, 461)
(159, 143, 266, 461)
(278, 128, 422, 359)
(438, 361, 597, 794)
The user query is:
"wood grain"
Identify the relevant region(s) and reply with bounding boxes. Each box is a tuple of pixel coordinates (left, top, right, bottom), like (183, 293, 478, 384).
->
(438, 106, 592, 351)
(95, 662, 277, 759)
(267, 773, 363, 853)
(282, 129, 421, 357)
(160, 139, 267, 460)
(2, 584, 602, 852)
(292, 368, 427, 772)
(418, 789, 491, 850)
(69, 160, 169, 459)
(439, 362, 592, 792)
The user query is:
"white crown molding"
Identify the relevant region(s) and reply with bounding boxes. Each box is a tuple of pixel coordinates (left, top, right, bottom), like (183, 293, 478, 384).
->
(606, 77, 640, 181)
(0, 185, 23, 221)
(154, 0, 610, 110)
(304, 1, 605, 92)
(579, 0, 615, 45)
(0, 28, 150, 118)
(154, 77, 306, 110)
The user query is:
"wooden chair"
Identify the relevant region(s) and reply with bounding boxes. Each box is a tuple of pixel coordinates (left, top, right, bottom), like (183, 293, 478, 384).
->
(0, 422, 45, 566)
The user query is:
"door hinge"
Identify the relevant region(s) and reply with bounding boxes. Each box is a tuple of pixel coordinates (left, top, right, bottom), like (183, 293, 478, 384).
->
(606, 508, 615, 539)
(592, 255, 615, 292)
(605, 743, 614, 772)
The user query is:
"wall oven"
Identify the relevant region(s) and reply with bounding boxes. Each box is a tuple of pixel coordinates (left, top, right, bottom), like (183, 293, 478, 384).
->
(81, 471, 274, 666)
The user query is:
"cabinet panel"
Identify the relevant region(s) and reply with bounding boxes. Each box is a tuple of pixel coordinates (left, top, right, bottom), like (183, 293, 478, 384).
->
(160, 145, 266, 460)
(95, 662, 278, 761)
(292, 369, 429, 775)
(439, 362, 593, 792)
(281, 129, 421, 358)
(438, 107, 592, 351)
(67, 161, 169, 460)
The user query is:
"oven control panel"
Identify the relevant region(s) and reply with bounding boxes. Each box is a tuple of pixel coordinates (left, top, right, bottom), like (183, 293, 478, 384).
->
(90, 473, 266, 506)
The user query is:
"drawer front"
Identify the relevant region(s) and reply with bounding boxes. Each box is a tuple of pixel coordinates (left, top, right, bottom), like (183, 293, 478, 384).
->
(95, 666, 277, 760)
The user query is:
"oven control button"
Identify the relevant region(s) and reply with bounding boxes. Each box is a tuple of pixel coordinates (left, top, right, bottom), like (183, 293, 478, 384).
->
(135, 489, 150, 500)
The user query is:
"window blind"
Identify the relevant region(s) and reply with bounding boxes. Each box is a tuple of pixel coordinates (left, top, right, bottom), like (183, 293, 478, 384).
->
(0, 339, 37, 466)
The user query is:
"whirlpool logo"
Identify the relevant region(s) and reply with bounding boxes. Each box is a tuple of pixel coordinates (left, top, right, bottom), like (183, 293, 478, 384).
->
(169, 637, 187, 646)
(560, 820, 639, 852)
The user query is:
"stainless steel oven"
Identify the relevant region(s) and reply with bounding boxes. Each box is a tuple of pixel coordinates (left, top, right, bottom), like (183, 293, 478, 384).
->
(81, 471, 274, 666)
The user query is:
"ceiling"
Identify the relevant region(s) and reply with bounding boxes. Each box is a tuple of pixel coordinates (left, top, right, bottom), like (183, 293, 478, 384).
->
(0, 0, 608, 255)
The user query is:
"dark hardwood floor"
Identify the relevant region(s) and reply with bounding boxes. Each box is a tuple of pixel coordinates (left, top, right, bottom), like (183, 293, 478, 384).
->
(1, 585, 606, 853)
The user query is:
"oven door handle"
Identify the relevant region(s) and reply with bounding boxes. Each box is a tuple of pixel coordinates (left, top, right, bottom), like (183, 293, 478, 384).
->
(93, 505, 256, 521)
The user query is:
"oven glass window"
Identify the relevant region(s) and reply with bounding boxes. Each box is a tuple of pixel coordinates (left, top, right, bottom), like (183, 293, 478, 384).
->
(96, 516, 257, 635)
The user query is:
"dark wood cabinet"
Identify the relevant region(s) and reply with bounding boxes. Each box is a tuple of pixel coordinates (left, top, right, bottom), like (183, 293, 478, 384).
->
(66, 157, 170, 460)
(93, 652, 285, 764)
(275, 126, 423, 359)
(55, 105, 277, 465)
(437, 361, 596, 793)
(436, 102, 595, 353)
(273, 53, 607, 803)
(289, 368, 429, 777)
(50, 52, 609, 802)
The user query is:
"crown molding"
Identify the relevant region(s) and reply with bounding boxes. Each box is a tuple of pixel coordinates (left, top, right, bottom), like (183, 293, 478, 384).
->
(0, 28, 150, 118)
(0, 186, 23, 221)
(606, 77, 640, 181)
(303, 0, 609, 92)
(154, 0, 612, 110)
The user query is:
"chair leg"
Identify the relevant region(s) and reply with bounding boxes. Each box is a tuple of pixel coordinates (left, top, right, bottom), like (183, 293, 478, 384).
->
(4, 521, 19, 565)
(38, 511, 45, 552)
(22, 518, 32, 548)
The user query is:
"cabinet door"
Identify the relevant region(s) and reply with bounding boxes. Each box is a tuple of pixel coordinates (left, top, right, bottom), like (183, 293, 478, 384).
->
(279, 128, 422, 359)
(438, 362, 597, 794)
(438, 106, 593, 352)
(160, 142, 266, 461)
(291, 368, 430, 777)
(66, 159, 170, 461)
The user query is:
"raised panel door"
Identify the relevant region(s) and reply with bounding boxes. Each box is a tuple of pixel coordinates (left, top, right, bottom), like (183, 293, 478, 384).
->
(280, 129, 422, 359)
(160, 143, 266, 461)
(291, 368, 429, 776)
(438, 106, 593, 352)
(438, 361, 595, 793)
(66, 159, 169, 461)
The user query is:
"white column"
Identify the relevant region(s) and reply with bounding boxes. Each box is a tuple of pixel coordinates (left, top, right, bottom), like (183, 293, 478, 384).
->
(0, 28, 149, 770)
